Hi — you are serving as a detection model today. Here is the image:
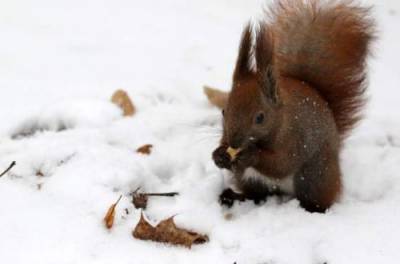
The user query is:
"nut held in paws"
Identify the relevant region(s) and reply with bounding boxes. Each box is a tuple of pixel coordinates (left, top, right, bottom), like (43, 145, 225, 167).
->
(227, 147, 241, 160)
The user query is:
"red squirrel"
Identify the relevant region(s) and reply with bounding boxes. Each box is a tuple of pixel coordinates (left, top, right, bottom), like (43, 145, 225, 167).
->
(212, 0, 375, 212)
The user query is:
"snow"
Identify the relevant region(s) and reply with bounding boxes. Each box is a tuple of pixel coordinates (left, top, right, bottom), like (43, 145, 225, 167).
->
(0, 0, 399, 263)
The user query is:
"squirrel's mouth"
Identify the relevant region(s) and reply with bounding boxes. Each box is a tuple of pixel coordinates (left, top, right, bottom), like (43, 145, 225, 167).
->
(226, 135, 265, 160)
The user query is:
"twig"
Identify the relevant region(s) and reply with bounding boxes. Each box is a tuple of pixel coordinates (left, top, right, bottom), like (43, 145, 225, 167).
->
(131, 187, 179, 197)
(0, 161, 16, 178)
(115, 195, 123, 204)
(145, 192, 179, 197)
(131, 189, 179, 209)
(132, 187, 141, 194)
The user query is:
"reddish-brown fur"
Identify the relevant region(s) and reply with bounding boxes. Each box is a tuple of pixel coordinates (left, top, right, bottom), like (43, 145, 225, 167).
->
(271, 0, 375, 138)
(212, 0, 375, 212)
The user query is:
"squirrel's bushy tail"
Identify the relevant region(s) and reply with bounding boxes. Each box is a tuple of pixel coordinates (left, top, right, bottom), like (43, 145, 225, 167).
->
(270, 0, 375, 137)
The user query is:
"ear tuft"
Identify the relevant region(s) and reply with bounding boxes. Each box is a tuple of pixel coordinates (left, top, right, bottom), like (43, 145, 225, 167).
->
(261, 66, 279, 104)
(255, 23, 274, 72)
(255, 23, 279, 104)
(233, 23, 253, 80)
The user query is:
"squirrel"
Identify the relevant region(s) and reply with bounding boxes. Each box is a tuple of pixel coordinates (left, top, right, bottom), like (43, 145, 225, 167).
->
(211, 0, 375, 213)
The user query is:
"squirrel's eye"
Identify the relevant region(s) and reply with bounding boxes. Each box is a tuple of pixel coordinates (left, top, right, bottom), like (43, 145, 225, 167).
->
(222, 109, 225, 116)
(255, 112, 265, 124)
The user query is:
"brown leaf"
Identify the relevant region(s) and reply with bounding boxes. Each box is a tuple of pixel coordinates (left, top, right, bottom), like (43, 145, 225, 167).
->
(136, 144, 153, 155)
(132, 193, 148, 209)
(132, 213, 156, 238)
(203, 85, 229, 109)
(133, 212, 209, 248)
(111, 89, 136, 116)
(103, 195, 123, 229)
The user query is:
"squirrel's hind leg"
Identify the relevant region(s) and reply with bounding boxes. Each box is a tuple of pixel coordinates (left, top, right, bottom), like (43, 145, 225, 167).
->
(294, 146, 342, 213)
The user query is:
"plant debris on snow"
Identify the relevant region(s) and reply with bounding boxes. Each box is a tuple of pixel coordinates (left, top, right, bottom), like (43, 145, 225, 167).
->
(104, 195, 123, 229)
(133, 212, 209, 248)
(0, 161, 16, 178)
(132, 188, 179, 209)
(136, 144, 153, 155)
(111, 89, 136, 116)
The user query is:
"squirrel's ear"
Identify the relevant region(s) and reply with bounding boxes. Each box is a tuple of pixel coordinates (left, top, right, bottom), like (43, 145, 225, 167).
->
(255, 24, 279, 104)
(260, 66, 279, 104)
(233, 23, 253, 80)
(255, 23, 273, 72)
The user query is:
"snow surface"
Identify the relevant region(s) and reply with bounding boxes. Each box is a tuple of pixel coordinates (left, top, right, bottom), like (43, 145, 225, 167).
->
(0, 0, 400, 263)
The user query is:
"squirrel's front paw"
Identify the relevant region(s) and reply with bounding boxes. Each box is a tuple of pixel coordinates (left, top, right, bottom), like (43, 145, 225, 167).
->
(212, 145, 232, 169)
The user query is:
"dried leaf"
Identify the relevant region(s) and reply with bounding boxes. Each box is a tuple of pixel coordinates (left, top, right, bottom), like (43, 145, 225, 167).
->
(203, 85, 229, 109)
(132, 193, 148, 209)
(111, 89, 136, 116)
(104, 195, 122, 229)
(136, 144, 153, 155)
(133, 212, 209, 248)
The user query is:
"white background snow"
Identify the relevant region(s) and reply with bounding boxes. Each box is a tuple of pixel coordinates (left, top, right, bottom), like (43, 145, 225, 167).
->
(0, 0, 399, 263)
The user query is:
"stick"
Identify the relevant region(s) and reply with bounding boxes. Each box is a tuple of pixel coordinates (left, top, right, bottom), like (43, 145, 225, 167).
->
(132, 187, 179, 197)
(145, 192, 179, 197)
(0, 161, 16, 178)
